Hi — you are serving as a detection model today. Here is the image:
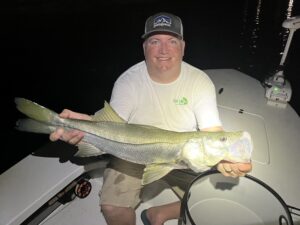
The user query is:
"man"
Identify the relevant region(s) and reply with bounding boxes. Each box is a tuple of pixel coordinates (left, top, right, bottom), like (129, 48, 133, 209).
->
(50, 12, 252, 225)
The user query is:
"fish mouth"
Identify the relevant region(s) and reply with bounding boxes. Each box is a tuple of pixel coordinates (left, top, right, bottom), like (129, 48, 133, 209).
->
(242, 131, 253, 153)
(227, 131, 253, 162)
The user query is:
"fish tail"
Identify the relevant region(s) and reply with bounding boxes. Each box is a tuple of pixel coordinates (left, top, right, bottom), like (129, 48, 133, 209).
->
(15, 98, 59, 124)
(16, 119, 57, 134)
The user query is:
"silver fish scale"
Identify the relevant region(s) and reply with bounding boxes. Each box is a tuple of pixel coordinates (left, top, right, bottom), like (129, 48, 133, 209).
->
(83, 133, 183, 165)
(62, 118, 230, 145)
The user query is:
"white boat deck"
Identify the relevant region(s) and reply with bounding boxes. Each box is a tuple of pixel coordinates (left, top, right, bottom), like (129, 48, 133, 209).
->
(0, 142, 179, 225)
(0, 142, 104, 225)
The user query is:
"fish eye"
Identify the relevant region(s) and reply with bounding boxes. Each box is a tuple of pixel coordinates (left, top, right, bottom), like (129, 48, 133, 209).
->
(220, 137, 227, 142)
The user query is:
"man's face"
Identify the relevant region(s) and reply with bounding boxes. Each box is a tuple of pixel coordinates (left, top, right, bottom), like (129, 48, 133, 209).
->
(143, 34, 185, 73)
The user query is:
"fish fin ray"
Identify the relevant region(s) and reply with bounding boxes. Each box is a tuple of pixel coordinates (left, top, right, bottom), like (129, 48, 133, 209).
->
(91, 101, 125, 123)
(142, 164, 175, 185)
(75, 142, 105, 157)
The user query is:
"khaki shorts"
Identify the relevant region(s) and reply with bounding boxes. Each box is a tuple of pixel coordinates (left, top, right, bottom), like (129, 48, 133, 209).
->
(99, 157, 198, 209)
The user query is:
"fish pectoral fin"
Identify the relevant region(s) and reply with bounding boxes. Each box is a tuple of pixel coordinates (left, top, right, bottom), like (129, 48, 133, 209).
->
(74, 142, 105, 157)
(142, 164, 175, 185)
(91, 101, 125, 123)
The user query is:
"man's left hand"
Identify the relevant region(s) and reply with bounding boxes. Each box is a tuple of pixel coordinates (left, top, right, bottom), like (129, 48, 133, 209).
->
(217, 161, 252, 178)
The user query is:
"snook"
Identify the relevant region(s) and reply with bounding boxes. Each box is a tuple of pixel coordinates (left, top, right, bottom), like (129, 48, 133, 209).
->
(15, 98, 253, 184)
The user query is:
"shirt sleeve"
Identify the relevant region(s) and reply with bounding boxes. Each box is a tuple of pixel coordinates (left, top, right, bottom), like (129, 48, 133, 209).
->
(109, 76, 136, 121)
(193, 76, 222, 130)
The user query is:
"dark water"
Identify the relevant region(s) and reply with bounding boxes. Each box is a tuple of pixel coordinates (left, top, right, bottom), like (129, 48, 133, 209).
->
(1, 0, 300, 173)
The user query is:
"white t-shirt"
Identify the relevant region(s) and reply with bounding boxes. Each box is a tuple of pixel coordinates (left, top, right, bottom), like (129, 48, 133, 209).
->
(109, 61, 222, 132)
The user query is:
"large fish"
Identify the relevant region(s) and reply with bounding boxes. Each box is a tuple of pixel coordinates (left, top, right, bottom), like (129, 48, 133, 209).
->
(15, 98, 253, 185)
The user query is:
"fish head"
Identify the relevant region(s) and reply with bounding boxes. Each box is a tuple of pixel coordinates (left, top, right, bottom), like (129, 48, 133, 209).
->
(202, 131, 253, 162)
(181, 131, 253, 172)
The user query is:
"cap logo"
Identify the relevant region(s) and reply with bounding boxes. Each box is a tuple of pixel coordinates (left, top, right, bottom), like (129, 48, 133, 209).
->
(153, 15, 172, 28)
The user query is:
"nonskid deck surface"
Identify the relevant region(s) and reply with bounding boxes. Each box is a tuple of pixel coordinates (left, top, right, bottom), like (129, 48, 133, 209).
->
(35, 172, 300, 225)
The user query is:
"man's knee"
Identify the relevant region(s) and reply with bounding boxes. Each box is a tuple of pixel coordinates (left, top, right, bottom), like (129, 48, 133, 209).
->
(101, 204, 136, 225)
(101, 204, 116, 215)
(101, 204, 134, 217)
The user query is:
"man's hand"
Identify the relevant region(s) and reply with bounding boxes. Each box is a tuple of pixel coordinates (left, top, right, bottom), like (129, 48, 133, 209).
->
(49, 109, 92, 145)
(217, 160, 252, 178)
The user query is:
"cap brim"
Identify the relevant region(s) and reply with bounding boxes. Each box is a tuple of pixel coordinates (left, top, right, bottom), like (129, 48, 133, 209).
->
(142, 30, 183, 40)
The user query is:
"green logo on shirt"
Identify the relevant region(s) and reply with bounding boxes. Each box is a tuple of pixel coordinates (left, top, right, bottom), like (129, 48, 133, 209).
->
(174, 97, 188, 105)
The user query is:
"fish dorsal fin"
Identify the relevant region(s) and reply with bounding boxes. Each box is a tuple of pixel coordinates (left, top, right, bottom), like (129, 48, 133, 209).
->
(75, 141, 105, 157)
(142, 164, 175, 185)
(92, 101, 125, 123)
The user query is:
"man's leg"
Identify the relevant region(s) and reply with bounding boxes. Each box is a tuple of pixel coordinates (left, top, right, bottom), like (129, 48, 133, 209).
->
(101, 205, 136, 225)
(142, 169, 196, 225)
(143, 201, 181, 225)
(100, 159, 144, 225)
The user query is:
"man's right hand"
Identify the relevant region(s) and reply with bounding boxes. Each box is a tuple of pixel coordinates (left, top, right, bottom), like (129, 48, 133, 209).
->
(49, 109, 92, 145)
